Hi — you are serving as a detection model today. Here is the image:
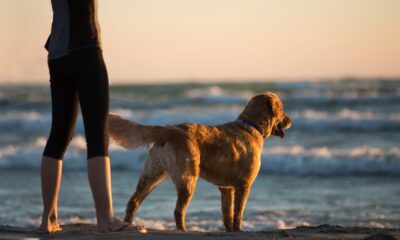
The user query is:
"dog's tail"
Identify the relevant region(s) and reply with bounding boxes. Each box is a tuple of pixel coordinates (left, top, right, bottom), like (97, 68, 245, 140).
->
(108, 113, 167, 149)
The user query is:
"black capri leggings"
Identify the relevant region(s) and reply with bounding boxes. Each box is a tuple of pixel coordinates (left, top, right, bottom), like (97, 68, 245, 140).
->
(43, 49, 109, 159)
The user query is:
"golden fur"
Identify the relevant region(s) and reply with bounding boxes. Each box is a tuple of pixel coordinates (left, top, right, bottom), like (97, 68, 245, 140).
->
(108, 92, 292, 232)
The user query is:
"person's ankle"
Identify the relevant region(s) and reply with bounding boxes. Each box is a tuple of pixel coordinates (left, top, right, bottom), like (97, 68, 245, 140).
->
(41, 211, 58, 224)
(39, 212, 62, 232)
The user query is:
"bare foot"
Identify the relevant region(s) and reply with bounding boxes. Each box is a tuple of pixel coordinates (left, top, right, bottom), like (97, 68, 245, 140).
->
(38, 220, 62, 233)
(98, 219, 147, 233)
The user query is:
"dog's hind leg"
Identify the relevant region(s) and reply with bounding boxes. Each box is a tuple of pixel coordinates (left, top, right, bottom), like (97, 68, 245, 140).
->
(124, 150, 168, 223)
(124, 171, 167, 223)
(219, 187, 234, 232)
(171, 175, 198, 232)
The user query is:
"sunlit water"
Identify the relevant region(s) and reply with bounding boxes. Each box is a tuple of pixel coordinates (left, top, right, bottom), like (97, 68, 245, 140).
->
(0, 79, 399, 230)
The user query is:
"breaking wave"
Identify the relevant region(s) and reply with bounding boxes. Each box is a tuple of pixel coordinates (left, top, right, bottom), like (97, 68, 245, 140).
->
(1, 136, 399, 175)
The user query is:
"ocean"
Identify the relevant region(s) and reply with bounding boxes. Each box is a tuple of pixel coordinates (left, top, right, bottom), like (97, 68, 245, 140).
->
(0, 79, 399, 231)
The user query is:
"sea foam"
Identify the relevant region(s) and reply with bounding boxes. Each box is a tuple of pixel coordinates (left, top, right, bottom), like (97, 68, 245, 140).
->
(1, 136, 399, 175)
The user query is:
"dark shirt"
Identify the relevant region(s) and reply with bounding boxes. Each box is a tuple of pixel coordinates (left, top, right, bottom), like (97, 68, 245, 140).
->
(45, 0, 102, 59)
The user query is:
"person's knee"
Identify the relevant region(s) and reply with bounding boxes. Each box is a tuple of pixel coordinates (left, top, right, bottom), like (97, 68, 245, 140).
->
(43, 129, 74, 159)
(86, 133, 109, 159)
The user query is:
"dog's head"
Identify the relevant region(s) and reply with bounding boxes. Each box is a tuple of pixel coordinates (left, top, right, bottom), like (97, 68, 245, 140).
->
(238, 92, 292, 139)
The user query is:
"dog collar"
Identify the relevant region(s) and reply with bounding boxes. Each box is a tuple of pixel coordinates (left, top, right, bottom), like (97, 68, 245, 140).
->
(237, 118, 263, 136)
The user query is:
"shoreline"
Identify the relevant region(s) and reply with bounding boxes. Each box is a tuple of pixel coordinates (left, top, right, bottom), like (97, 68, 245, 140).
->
(1, 224, 399, 240)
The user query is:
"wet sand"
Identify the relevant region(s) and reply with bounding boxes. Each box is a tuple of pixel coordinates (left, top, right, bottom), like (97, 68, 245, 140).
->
(1, 224, 399, 240)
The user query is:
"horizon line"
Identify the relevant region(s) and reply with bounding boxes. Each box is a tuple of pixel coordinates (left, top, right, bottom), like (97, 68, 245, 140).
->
(1, 76, 400, 86)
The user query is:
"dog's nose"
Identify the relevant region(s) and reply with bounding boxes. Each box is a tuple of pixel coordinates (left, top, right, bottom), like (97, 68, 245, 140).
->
(284, 115, 292, 129)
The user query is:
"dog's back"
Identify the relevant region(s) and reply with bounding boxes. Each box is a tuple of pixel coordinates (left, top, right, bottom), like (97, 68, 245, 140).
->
(109, 114, 264, 185)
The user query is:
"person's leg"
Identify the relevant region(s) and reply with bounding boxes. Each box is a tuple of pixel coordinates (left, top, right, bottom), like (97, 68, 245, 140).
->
(40, 57, 79, 233)
(74, 50, 145, 232)
(39, 156, 63, 233)
(87, 156, 145, 232)
(87, 156, 115, 231)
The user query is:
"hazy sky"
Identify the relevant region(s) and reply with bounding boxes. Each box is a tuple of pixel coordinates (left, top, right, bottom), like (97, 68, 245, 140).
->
(0, 0, 399, 84)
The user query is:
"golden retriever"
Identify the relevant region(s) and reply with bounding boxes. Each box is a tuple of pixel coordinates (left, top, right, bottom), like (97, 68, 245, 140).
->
(108, 92, 291, 232)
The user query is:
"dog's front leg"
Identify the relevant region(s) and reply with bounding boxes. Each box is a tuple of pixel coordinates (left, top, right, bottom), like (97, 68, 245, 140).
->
(233, 183, 251, 231)
(219, 187, 234, 232)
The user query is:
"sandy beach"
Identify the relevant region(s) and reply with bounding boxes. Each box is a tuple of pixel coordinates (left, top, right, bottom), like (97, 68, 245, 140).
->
(1, 224, 399, 240)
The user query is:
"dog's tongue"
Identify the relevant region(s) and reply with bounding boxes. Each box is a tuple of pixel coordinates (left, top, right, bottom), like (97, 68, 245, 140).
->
(279, 130, 285, 139)
(276, 126, 285, 139)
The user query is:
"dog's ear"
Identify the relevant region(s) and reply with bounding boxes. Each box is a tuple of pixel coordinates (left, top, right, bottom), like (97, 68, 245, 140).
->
(265, 92, 282, 117)
(241, 93, 281, 120)
(240, 95, 267, 118)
